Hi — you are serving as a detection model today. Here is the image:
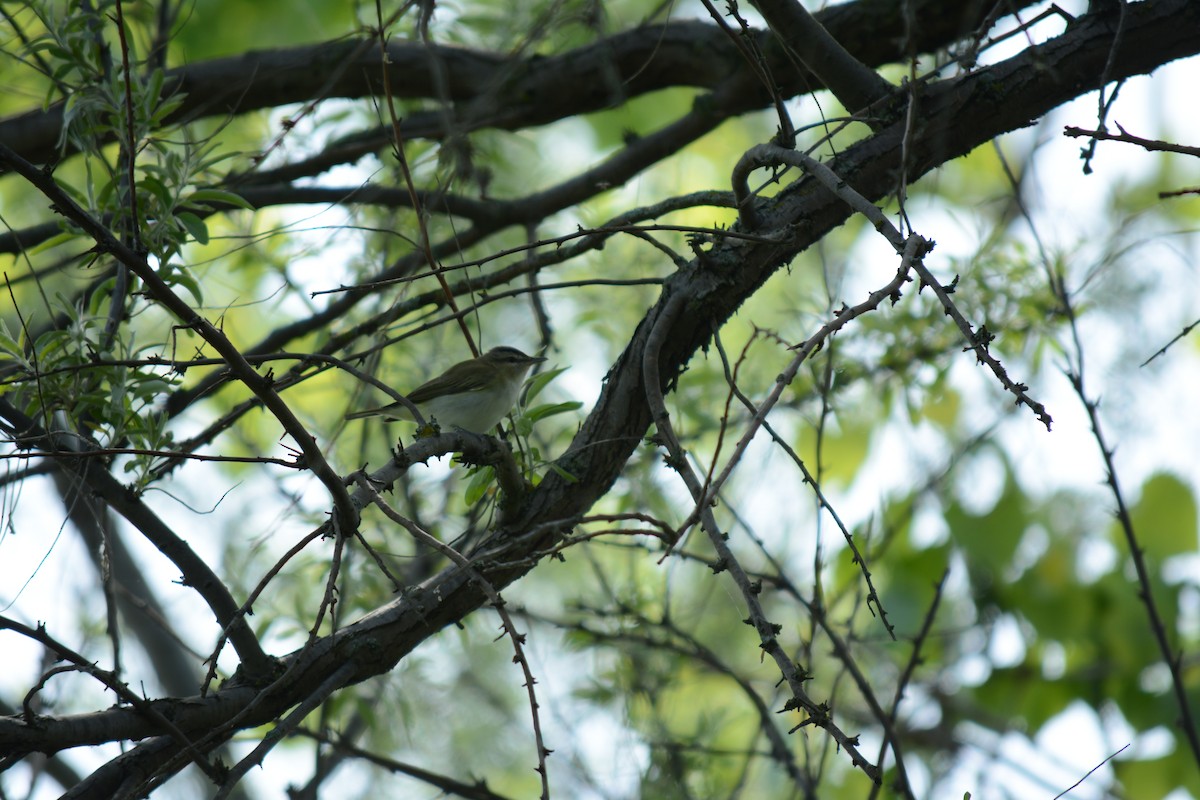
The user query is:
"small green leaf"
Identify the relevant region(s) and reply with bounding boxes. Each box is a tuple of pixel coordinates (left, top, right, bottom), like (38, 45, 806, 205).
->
(87, 276, 118, 316)
(151, 95, 186, 124)
(146, 68, 165, 104)
(513, 414, 534, 437)
(185, 188, 255, 211)
(546, 462, 578, 483)
(0, 321, 27, 362)
(139, 174, 174, 210)
(524, 401, 583, 422)
(176, 212, 209, 244)
(163, 263, 204, 305)
(524, 365, 567, 403)
(95, 174, 118, 208)
(464, 466, 495, 506)
(26, 231, 82, 256)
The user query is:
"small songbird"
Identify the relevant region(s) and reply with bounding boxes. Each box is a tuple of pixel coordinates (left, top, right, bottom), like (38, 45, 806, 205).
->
(345, 346, 546, 434)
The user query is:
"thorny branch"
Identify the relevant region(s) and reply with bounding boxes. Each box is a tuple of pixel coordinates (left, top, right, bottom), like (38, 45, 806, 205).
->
(733, 141, 1052, 430)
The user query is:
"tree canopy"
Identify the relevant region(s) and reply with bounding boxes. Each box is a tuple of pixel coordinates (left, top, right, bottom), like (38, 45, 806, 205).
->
(1, 0, 1199, 798)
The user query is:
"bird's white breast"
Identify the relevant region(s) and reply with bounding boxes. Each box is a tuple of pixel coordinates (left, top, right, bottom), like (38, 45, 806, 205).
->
(417, 374, 524, 433)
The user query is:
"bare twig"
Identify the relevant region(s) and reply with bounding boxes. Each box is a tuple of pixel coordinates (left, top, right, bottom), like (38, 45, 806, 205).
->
(0, 445, 300, 469)
(374, 0, 478, 357)
(699, 0, 795, 145)
(734, 141, 1051, 430)
(867, 569, 949, 800)
(202, 529, 325, 696)
(712, 333, 896, 641)
(295, 727, 520, 800)
(1064, 123, 1200, 158)
(1080, 0, 1129, 174)
(642, 292, 881, 782)
(214, 661, 359, 799)
(1064, 318, 1200, 767)
(1050, 743, 1130, 800)
(1140, 315, 1200, 367)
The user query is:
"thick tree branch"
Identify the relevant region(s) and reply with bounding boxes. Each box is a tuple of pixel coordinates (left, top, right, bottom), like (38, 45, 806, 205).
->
(752, 0, 895, 114)
(0, 0, 1039, 173)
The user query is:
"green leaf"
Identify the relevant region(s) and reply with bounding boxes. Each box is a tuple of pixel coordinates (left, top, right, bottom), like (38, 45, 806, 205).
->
(524, 365, 566, 404)
(524, 401, 582, 422)
(176, 212, 209, 244)
(95, 174, 118, 209)
(151, 95, 186, 124)
(163, 263, 204, 306)
(139, 174, 174, 211)
(546, 462, 578, 483)
(464, 466, 495, 506)
(87, 276, 118, 316)
(1120, 472, 1198, 559)
(512, 414, 533, 437)
(184, 188, 256, 211)
(145, 68, 165, 106)
(25, 230, 82, 256)
(0, 320, 27, 363)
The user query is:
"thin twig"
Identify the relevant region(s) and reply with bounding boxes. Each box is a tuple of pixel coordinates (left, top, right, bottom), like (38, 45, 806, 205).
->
(374, 0, 477, 357)
(201, 529, 324, 696)
(1050, 743, 1130, 800)
(1140, 315, 1200, 367)
(352, 474, 553, 799)
(867, 569, 949, 800)
(1064, 123, 1200, 158)
(713, 332, 895, 641)
(214, 661, 359, 799)
(642, 292, 880, 782)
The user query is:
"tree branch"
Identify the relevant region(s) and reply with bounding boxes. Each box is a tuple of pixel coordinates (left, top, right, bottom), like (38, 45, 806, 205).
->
(751, 0, 894, 114)
(0, 1, 1040, 173)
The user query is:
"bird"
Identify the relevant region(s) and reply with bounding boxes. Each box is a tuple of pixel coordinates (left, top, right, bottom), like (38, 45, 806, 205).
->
(345, 346, 546, 434)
